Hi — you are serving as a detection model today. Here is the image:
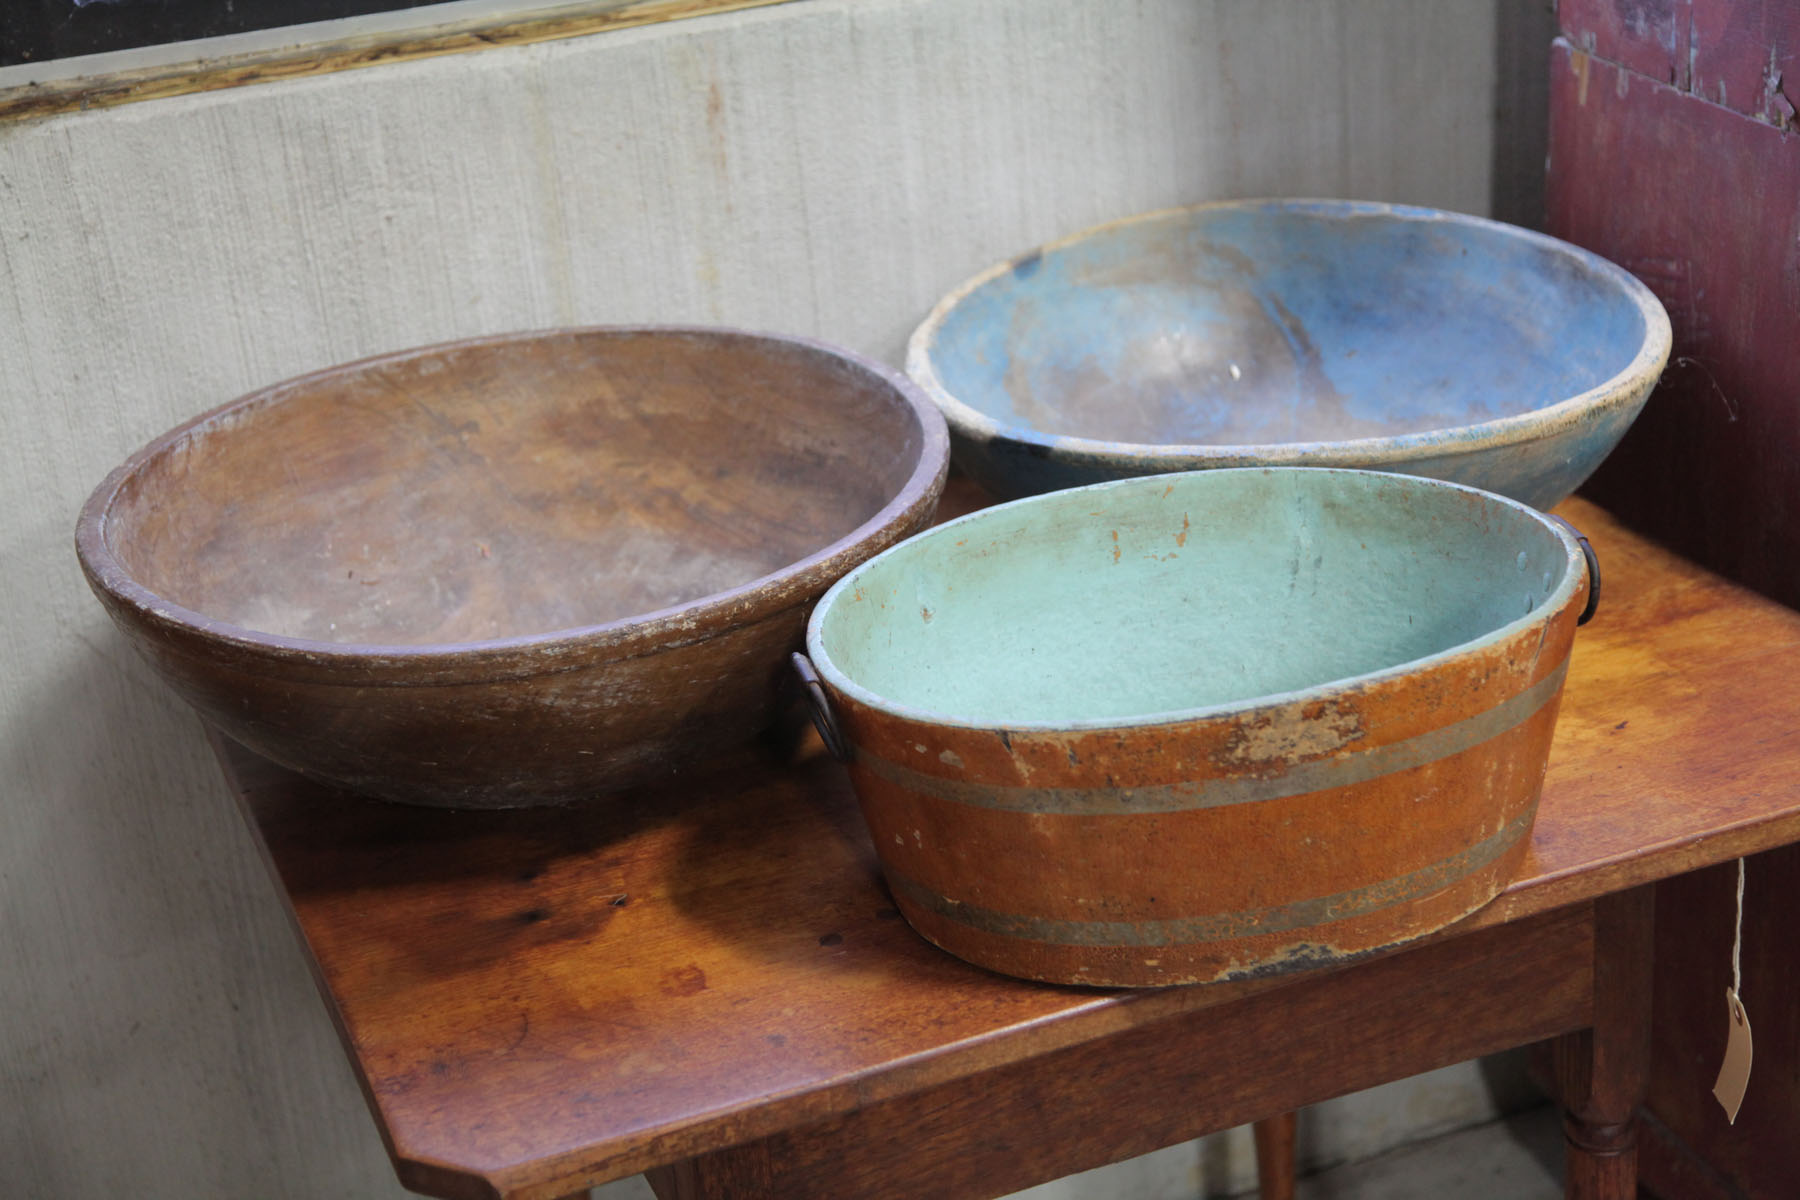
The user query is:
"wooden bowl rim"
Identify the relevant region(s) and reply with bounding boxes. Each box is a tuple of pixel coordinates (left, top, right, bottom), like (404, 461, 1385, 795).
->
(905, 197, 1673, 471)
(805, 466, 1588, 734)
(75, 325, 951, 685)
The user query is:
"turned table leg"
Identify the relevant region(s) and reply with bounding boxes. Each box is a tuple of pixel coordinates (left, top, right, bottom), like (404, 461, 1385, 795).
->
(1554, 886, 1654, 1200)
(1252, 1111, 1297, 1200)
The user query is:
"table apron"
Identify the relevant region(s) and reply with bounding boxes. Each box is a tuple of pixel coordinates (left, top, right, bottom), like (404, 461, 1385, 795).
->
(646, 901, 1595, 1200)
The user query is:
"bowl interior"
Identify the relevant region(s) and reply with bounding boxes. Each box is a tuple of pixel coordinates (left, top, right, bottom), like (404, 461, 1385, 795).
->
(814, 469, 1577, 726)
(924, 203, 1651, 446)
(102, 330, 930, 647)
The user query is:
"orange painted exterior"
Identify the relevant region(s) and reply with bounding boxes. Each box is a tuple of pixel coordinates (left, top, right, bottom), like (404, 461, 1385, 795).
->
(828, 582, 1585, 987)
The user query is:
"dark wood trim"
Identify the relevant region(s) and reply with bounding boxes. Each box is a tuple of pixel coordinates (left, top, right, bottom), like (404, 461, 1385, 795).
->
(0, 0, 801, 123)
(1252, 1112, 1299, 1200)
(1637, 1105, 1747, 1200)
(644, 905, 1594, 1200)
(1554, 886, 1656, 1200)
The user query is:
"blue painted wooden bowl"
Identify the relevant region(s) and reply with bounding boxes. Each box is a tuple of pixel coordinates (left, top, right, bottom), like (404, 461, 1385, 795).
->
(907, 200, 1671, 508)
(800, 467, 1596, 986)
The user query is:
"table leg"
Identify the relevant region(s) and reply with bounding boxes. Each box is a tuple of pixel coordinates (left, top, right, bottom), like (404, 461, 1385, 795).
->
(1554, 887, 1654, 1200)
(1252, 1111, 1297, 1200)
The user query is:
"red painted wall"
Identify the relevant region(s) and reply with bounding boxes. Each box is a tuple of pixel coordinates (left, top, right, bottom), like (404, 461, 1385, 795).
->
(1548, 5, 1800, 1196)
(1549, 5, 1800, 610)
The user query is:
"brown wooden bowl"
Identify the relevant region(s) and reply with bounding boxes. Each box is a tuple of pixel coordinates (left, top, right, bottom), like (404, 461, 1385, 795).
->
(77, 327, 950, 807)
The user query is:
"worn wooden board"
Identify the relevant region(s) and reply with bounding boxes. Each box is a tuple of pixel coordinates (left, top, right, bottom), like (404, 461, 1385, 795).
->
(1636, 851, 1800, 1198)
(1548, 13, 1800, 1196)
(1548, 38, 1800, 611)
(1558, 0, 1800, 120)
(1, 0, 771, 69)
(1558, 0, 1690, 87)
(215, 491, 1800, 1199)
(0, 0, 800, 119)
(645, 906, 1593, 1200)
(1690, 0, 1800, 120)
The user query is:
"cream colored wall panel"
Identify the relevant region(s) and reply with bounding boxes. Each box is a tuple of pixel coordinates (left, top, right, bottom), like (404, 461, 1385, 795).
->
(0, 2, 1509, 1195)
(1342, 0, 1500, 207)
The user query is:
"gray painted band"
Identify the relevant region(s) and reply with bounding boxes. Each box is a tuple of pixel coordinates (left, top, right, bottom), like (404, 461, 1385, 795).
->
(856, 659, 1566, 815)
(886, 809, 1533, 948)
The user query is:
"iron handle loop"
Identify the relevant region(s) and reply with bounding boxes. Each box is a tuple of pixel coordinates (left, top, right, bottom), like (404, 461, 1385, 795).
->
(790, 652, 850, 762)
(1547, 515, 1601, 626)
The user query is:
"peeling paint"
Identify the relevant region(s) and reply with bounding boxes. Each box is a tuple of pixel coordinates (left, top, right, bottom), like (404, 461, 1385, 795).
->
(1216, 697, 1367, 771)
(1764, 49, 1795, 128)
(1572, 46, 1592, 106)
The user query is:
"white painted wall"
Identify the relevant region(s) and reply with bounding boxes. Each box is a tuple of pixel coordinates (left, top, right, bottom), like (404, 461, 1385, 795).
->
(0, 2, 1526, 1196)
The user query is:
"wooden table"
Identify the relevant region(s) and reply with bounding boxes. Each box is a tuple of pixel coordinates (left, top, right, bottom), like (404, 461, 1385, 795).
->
(216, 496, 1800, 1200)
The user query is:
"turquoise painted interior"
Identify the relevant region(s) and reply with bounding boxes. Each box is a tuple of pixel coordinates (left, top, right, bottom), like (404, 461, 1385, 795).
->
(812, 469, 1577, 726)
(928, 202, 1650, 446)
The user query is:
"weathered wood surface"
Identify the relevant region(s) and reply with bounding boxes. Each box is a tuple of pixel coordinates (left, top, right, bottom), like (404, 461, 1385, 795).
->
(1546, 13, 1800, 1197)
(905, 199, 1668, 508)
(218, 488, 1800, 1200)
(78, 328, 946, 807)
(1639, 851, 1800, 1198)
(642, 904, 1592, 1200)
(1557, 0, 1799, 123)
(1548, 37, 1800, 610)
(1554, 888, 1655, 1200)
(0, 0, 800, 122)
(1252, 1112, 1298, 1200)
(809, 469, 1590, 987)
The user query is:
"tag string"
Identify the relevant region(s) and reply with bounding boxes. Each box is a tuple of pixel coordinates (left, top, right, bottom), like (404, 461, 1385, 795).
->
(1731, 856, 1745, 999)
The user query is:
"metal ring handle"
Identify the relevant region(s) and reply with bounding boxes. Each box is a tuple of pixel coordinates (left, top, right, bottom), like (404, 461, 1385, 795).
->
(1547, 515, 1602, 626)
(790, 652, 850, 762)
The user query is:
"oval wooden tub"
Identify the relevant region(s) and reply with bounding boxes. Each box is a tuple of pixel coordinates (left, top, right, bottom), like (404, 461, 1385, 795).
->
(800, 467, 1594, 986)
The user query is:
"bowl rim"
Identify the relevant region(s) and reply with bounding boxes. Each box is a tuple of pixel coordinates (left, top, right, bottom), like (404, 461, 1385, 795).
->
(805, 466, 1588, 734)
(904, 197, 1674, 471)
(75, 324, 951, 684)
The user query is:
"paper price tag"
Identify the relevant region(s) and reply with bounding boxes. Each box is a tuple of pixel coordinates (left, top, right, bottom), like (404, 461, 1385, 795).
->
(1712, 987, 1753, 1124)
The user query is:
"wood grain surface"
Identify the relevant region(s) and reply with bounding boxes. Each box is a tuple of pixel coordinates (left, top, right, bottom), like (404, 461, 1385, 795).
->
(217, 489, 1800, 1199)
(1557, 0, 1799, 124)
(1540, 12, 1800, 1194)
(643, 904, 1592, 1200)
(1252, 1112, 1298, 1200)
(78, 327, 947, 807)
(1554, 889, 1654, 1200)
(1548, 38, 1800, 611)
(0, 0, 798, 122)
(1635, 848, 1800, 1198)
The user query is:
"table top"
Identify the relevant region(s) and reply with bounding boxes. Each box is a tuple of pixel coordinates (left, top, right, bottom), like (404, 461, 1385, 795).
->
(218, 491, 1800, 1200)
